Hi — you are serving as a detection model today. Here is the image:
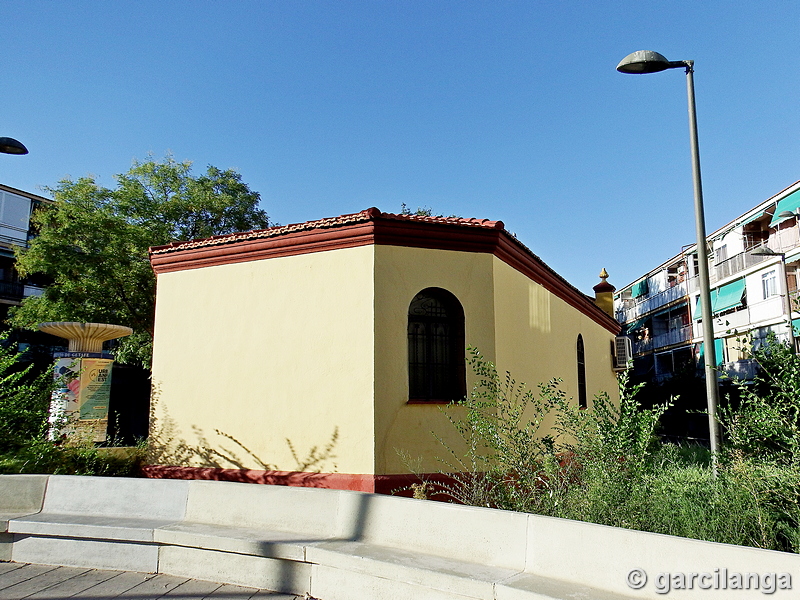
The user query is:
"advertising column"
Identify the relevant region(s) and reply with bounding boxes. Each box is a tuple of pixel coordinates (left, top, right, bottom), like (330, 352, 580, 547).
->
(49, 351, 114, 443)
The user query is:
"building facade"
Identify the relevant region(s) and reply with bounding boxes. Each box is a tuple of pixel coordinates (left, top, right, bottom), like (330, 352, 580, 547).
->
(615, 180, 800, 383)
(148, 208, 621, 491)
(0, 184, 50, 323)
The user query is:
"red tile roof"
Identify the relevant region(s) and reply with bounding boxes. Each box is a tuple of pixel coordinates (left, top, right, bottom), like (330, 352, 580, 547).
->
(149, 207, 504, 254)
(148, 207, 619, 333)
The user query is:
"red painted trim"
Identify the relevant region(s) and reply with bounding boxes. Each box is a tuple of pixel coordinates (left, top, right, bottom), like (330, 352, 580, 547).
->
(141, 465, 459, 500)
(149, 210, 620, 334)
(407, 399, 455, 405)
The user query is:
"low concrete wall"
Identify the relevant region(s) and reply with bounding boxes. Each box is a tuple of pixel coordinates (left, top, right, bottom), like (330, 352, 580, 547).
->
(2, 475, 798, 599)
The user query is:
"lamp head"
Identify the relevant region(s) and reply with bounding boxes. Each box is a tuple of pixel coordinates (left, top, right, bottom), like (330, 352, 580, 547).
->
(0, 137, 28, 155)
(617, 50, 686, 74)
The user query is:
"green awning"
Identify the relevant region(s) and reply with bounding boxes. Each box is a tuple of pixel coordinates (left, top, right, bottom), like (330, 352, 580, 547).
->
(793, 318, 800, 335)
(624, 317, 647, 333)
(770, 190, 800, 226)
(697, 339, 725, 367)
(653, 302, 687, 319)
(631, 279, 649, 298)
(714, 278, 746, 314)
(692, 279, 746, 319)
(741, 210, 766, 226)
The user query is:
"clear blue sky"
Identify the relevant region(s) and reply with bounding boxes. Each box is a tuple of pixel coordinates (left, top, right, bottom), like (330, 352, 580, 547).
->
(1, 1, 798, 293)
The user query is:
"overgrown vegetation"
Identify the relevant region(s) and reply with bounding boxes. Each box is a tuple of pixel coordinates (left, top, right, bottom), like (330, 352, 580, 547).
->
(422, 344, 800, 553)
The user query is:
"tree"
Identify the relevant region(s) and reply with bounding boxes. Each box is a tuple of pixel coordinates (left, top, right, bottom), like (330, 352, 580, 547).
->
(10, 155, 272, 367)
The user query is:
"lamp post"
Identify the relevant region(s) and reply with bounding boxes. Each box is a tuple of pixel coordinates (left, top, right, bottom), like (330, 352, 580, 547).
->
(617, 50, 721, 471)
(0, 137, 28, 155)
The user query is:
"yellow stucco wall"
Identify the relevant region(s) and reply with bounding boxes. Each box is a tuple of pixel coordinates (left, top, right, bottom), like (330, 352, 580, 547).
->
(373, 245, 496, 475)
(150, 245, 376, 474)
(150, 241, 619, 476)
(374, 247, 620, 475)
(491, 258, 620, 439)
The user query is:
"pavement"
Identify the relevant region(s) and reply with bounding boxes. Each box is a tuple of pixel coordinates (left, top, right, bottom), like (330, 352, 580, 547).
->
(0, 562, 303, 600)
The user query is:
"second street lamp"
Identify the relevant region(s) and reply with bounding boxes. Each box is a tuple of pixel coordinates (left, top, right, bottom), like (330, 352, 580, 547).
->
(617, 50, 722, 472)
(0, 136, 28, 155)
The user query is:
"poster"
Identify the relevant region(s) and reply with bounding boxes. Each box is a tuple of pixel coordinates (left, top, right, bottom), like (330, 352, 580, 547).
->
(49, 355, 114, 442)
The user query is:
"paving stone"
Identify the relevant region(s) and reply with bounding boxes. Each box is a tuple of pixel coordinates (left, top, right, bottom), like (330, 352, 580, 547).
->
(0, 564, 59, 591)
(114, 573, 190, 599)
(25, 568, 123, 599)
(210, 583, 264, 599)
(0, 565, 89, 599)
(73, 570, 158, 598)
(0, 564, 24, 576)
(161, 578, 224, 599)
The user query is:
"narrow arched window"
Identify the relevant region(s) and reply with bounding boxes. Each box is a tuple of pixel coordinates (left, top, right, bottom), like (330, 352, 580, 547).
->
(408, 288, 466, 402)
(577, 334, 587, 409)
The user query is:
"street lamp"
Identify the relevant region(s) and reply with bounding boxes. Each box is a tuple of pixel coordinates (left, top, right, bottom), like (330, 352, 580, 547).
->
(0, 136, 28, 155)
(617, 50, 722, 471)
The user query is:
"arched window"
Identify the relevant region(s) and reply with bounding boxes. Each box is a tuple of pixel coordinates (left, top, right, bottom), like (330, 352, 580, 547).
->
(407, 288, 466, 402)
(577, 334, 587, 409)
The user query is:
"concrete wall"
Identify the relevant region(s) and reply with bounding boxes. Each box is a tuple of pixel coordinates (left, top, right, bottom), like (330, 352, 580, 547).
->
(150, 245, 376, 474)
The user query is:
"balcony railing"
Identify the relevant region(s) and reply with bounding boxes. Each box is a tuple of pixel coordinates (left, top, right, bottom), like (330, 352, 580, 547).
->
(721, 359, 759, 381)
(631, 324, 693, 356)
(0, 281, 24, 300)
(616, 282, 688, 323)
(711, 246, 772, 284)
(652, 324, 693, 350)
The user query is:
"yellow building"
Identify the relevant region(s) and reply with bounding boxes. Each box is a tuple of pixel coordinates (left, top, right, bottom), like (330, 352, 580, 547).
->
(147, 208, 620, 492)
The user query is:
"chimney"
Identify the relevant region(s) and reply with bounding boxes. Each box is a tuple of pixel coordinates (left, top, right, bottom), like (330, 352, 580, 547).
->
(593, 268, 616, 318)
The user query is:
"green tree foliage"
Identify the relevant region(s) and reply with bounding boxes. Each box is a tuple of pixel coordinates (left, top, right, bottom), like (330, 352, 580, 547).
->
(723, 333, 800, 464)
(10, 156, 271, 367)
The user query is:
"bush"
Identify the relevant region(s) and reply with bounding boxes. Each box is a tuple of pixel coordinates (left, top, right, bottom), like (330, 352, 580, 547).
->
(423, 346, 800, 553)
(0, 336, 53, 452)
(723, 333, 800, 463)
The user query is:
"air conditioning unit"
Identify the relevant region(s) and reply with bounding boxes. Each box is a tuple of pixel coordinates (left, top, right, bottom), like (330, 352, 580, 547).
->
(614, 336, 633, 371)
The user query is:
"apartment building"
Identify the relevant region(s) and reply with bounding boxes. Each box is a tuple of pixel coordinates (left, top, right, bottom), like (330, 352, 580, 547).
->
(0, 183, 50, 323)
(615, 180, 800, 382)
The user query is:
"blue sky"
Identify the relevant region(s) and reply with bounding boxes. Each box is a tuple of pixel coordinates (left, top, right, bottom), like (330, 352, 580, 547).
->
(1, 1, 798, 293)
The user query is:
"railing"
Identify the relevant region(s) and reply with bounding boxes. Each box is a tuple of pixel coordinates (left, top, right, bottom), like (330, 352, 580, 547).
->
(711, 244, 773, 284)
(631, 324, 693, 356)
(616, 281, 688, 323)
(652, 324, 693, 350)
(0, 281, 24, 300)
(721, 359, 759, 381)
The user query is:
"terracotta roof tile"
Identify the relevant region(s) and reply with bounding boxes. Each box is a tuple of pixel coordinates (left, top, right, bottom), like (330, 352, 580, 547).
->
(149, 207, 504, 255)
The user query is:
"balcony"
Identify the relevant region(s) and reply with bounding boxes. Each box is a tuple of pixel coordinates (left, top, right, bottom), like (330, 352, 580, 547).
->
(632, 323, 692, 356)
(0, 281, 24, 301)
(652, 324, 693, 350)
(616, 281, 688, 323)
(721, 359, 759, 381)
(710, 247, 772, 284)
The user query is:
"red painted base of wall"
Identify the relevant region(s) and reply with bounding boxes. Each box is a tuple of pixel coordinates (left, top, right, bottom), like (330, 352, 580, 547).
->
(141, 465, 457, 498)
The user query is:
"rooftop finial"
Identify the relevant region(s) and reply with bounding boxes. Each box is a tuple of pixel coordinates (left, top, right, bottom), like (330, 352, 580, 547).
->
(599, 268, 609, 281)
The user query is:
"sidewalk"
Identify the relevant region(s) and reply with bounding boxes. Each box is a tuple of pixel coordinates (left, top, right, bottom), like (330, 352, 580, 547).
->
(0, 562, 300, 600)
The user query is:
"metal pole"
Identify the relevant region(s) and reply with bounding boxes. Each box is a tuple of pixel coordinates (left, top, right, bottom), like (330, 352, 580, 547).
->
(685, 62, 722, 473)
